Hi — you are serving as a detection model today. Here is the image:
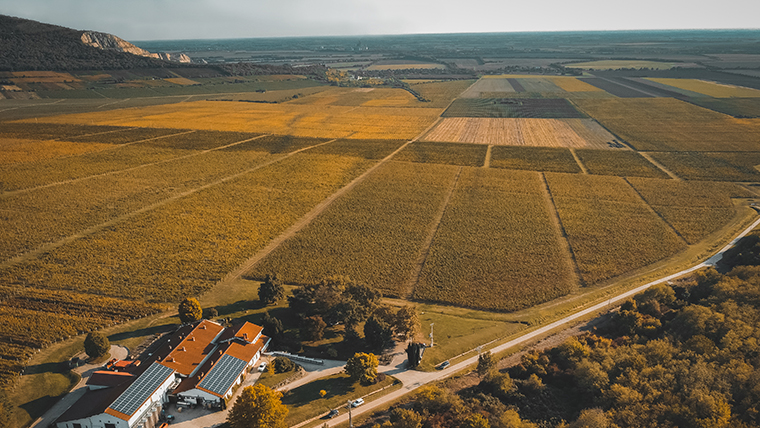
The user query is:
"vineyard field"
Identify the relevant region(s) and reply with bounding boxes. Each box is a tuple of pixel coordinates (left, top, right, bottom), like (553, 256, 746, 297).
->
(443, 98, 587, 118)
(393, 141, 488, 166)
(24, 100, 441, 139)
(0, 152, 375, 301)
(422, 118, 615, 148)
(489, 146, 582, 173)
(0, 122, 123, 140)
(575, 149, 669, 178)
(409, 80, 475, 108)
(627, 178, 753, 243)
(414, 168, 576, 311)
(248, 162, 461, 296)
(307, 139, 406, 159)
(686, 97, 760, 118)
(575, 98, 760, 151)
(0, 138, 114, 165)
(646, 78, 760, 98)
(646, 151, 760, 181)
(546, 173, 686, 284)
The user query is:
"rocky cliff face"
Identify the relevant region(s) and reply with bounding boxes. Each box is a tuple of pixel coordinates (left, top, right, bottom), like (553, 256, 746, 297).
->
(81, 31, 191, 63)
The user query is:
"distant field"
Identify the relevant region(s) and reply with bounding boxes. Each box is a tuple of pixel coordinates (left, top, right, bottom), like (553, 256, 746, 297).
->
(566, 60, 678, 70)
(460, 78, 515, 98)
(20, 100, 442, 139)
(410, 80, 476, 108)
(548, 77, 606, 92)
(575, 98, 760, 151)
(546, 173, 686, 284)
(422, 118, 616, 148)
(248, 161, 460, 296)
(164, 77, 200, 86)
(646, 78, 760, 98)
(627, 178, 754, 244)
(443, 98, 587, 118)
(366, 62, 446, 71)
(414, 168, 576, 311)
(393, 141, 488, 166)
(575, 149, 669, 178)
(489, 146, 582, 173)
(287, 87, 420, 107)
(686, 97, 760, 118)
(647, 151, 760, 181)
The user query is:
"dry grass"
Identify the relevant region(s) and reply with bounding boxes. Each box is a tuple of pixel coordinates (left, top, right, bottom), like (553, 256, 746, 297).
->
(422, 118, 615, 148)
(646, 78, 760, 98)
(25, 101, 440, 140)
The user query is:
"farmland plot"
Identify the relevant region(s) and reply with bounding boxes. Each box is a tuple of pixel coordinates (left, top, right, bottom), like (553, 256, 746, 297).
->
(460, 78, 515, 98)
(646, 78, 760, 98)
(0, 122, 122, 140)
(307, 139, 406, 159)
(549, 77, 607, 93)
(0, 153, 375, 301)
(686, 97, 760, 118)
(546, 173, 686, 284)
(575, 149, 669, 178)
(490, 146, 581, 173)
(627, 178, 753, 243)
(394, 141, 488, 166)
(248, 162, 461, 296)
(646, 151, 760, 181)
(410, 80, 475, 108)
(422, 118, 615, 149)
(0, 138, 114, 165)
(442, 98, 587, 118)
(575, 98, 760, 151)
(414, 168, 576, 311)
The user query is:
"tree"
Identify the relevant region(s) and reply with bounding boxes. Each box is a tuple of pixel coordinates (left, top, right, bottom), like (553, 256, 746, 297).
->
(345, 352, 379, 385)
(462, 414, 490, 428)
(569, 408, 610, 428)
(389, 408, 422, 428)
(301, 315, 327, 341)
(394, 305, 420, 341)
(84, 331, 110, 359)
(477, 351, 496, 378)
(262, 311, 284, 339)
(259, 274, 285, 305)
(228, 384, 288, 428)
(202, 307, 218, 319)
(178, 297, 202, 324)
(272, 356, 296, 373)
(364, 316, 394, 351)
(343, 283, 381, 319)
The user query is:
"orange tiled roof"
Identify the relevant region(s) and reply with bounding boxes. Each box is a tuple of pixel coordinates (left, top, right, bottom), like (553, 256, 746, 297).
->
(233, 322, 263, 342)
(223, 334, 268, 363)
(159, 319, 224, 375)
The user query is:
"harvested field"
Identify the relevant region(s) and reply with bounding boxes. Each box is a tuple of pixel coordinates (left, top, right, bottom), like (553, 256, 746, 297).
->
(578, 78, 653, 98)
(507, 78, 526, 93)
(512, 78, 562, 93)
(575, 98, 760, 151)
(442, 98, 587, 118)
(686, 97, 760, 118)
(647, 78, 760, 98)
(546, 173, 686, 284)
(490, 146, 581, 173)
(22, 101, 441, 140)
(422, 118, 616, 149)
(248, 162, 460, 296)
(461, 78, 515, 98)
(575, 149, 669, 178)
(393, 141, 488, 166)
(627, 178, 754, 243)
(414, 168, 576, 311)
(0, 152, 375, 300)
(646, 151, 760, 181)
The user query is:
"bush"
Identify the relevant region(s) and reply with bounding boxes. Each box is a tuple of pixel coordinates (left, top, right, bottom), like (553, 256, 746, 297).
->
(203, 307, 218, 319)
(273, 356, 296, 374)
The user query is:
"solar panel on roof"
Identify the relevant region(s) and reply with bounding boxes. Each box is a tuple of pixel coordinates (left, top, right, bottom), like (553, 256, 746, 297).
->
(197, 354, 248, 396)
(109, 362, 174, 417)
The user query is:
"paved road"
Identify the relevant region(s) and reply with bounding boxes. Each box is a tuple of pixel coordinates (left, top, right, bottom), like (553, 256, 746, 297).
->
(320, 216, 760, 427)
(31, 345, 129, 428)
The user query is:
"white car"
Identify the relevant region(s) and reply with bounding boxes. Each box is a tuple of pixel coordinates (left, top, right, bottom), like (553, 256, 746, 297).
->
(351, 398, 364, 407)
(257, 361, 268, 372)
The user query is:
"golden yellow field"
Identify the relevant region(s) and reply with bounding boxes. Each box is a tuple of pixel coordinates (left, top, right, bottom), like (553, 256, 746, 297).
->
(0, 139, 113, 164)
(21, 100, 442, 140)
(421, 118, 615, 148)
(288, 87, 421, 107)
(645, 78, 760, 97)
(548, 77, 605, 92)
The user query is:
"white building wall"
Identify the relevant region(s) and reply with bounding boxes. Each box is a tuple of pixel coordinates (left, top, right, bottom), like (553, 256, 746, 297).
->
(57, 413, 128, 428)
(126, 373, 177, 427)
(178, 388, 220, 403)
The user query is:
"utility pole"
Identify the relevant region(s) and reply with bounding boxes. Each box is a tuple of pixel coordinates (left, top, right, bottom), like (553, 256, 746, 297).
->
(429, 323, 435, 347)
(347, 400, 353, 427)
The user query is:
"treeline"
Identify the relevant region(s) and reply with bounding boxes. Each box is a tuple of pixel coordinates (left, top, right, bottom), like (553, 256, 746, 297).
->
(217, 62, 328, 78)
(0, 15, 170, 71)
(368, 233, 760, 428)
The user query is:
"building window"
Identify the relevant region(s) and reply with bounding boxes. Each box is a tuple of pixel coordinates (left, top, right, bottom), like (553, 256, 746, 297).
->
(105, 424, 116, 428)
(73, 424, 82, 428)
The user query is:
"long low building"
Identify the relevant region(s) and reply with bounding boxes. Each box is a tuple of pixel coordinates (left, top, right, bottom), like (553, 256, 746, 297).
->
(55, 319, 270, 428)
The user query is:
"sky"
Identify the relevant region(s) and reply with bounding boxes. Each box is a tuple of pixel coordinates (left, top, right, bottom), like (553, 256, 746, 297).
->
(2, 0, 759, 41)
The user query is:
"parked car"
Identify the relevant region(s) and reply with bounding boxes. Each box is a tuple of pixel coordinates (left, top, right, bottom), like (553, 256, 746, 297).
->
(326, 409, 340, 418)
(439, 361, 450, 370)
(258, 361, 268, 372)
(351, 398, 365, 407)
